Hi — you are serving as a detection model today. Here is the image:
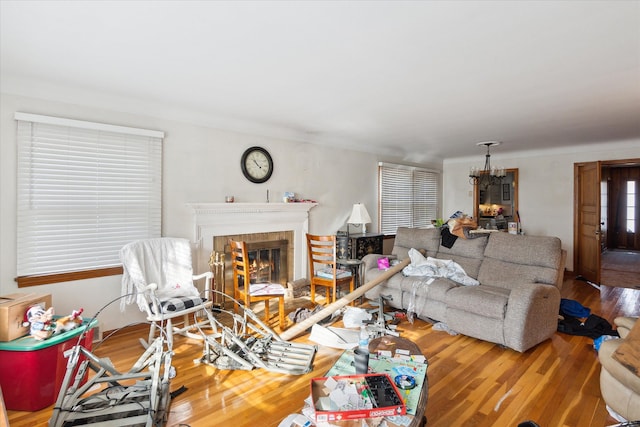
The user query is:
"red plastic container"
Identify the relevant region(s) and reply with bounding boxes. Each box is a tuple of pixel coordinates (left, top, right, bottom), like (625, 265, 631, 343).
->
(0, 318, 96, 411)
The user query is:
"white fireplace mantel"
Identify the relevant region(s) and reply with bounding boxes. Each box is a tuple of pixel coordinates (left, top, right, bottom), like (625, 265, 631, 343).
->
(187, 202, 317, 279)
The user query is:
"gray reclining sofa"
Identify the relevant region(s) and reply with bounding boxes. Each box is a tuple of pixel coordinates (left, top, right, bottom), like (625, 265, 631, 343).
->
(362, 227, 566, 352)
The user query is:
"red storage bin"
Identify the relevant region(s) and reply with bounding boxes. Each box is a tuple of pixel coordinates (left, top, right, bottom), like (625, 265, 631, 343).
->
(0, 318, 96, 411)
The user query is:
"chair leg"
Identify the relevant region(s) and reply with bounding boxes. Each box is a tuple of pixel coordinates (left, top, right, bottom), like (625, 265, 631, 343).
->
(166, 319, 173, 349)
(278, 296, 286, 330)
(234, 290, 241, 314)
(310, 284, 316, 304)
(182, 313, 190, 331)
(264, 300, 270, 322)
(349, 278, 355, 306)
(147, 322, 156, 347)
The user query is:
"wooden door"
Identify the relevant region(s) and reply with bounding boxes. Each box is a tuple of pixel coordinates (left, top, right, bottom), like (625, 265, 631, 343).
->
(574, 161, 601, 284)
(607, 166, 640, 250)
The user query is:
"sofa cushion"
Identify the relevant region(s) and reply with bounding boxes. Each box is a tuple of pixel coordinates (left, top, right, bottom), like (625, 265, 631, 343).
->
(478, 259, 560, 289)
(445, 285, 510, 320)
(392, 227, 440, 260)
(436, 234, 489, 278)
(398, 276, 458, 303)
(478, 233, 562, 289)
(482, 232, 561, 269)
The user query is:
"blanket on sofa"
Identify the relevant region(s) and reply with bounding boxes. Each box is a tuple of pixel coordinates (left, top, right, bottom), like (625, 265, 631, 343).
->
(402, 248, 479, 287)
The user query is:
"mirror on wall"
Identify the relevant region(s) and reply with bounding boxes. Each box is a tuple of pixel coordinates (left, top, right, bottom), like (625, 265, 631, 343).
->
(473, 168, 518, 229)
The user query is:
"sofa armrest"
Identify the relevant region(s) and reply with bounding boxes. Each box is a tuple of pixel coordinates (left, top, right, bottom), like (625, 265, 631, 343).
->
(615, 317, 638, 339)
(600, 338, 640, 394)
(555, 249, 567, 289)
(362, 253, 385, 271)
(503, 283, 561, 352)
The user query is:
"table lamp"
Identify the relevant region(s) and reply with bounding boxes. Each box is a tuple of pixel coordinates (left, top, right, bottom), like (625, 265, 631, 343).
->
(347, 203, 372, 234)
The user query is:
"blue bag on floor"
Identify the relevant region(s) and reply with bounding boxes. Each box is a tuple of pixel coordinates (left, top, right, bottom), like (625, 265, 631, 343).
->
(560, 298, 591, 318)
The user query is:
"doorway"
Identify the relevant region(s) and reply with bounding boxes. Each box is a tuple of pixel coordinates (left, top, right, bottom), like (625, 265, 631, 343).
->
(574, 158, 640, 288)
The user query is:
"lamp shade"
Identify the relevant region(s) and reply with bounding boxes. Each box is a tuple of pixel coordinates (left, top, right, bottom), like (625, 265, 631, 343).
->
(347, 203, 371, 225)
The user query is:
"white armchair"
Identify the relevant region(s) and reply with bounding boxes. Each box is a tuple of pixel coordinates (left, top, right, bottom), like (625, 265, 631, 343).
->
(120, 237, 215, 347)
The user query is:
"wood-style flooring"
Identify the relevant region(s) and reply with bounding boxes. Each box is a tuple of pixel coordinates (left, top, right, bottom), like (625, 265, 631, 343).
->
(601, 249, 640, 289)
(6, 275, 640, 427)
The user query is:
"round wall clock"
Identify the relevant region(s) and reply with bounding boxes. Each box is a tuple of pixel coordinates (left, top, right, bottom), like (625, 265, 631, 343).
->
(240, 146, 273, 183)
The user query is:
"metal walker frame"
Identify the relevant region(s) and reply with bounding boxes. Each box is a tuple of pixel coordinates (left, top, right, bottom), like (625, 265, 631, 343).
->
(48, 291, 316, 426)
(197, 292, 317, 375)
(49, 332, 173, 427)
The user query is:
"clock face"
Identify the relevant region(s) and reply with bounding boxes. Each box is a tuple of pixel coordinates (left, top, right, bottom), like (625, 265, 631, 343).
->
(241, 146, 273, 183)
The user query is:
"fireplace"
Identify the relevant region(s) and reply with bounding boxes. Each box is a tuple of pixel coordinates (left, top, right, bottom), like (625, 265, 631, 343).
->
(212, 232, 292, 297)
(187, 202, 317, 297)
(245, 240, 288, 285)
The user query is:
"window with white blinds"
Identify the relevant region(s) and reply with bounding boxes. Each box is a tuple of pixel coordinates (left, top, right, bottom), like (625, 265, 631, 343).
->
(379, 162, 440, 235)
(15, 113, 163, 279)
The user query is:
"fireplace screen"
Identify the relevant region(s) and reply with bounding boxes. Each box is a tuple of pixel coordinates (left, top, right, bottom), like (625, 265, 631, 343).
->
(231, 239, 288, 287)
(212, 233, 292, 305)
(248, 245, 282, 284)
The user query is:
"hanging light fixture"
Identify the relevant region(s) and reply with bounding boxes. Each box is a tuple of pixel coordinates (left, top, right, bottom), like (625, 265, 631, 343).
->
(469, 141, 506, 188)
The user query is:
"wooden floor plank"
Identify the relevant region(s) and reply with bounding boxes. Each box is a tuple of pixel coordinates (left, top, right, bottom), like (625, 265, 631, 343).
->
(6, 276, 639, 427)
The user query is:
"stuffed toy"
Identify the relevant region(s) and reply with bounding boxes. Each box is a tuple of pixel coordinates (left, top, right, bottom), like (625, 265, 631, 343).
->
(22, 306, 84, 340)
(23, 305, 55, 340)
(53, 308, 84, 335)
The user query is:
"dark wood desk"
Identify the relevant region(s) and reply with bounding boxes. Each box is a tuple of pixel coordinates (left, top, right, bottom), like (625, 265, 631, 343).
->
(337, 233, 384, 260)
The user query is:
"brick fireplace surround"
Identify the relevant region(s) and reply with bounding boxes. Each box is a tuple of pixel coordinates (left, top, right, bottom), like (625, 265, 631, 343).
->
(187, 202, 318, 282)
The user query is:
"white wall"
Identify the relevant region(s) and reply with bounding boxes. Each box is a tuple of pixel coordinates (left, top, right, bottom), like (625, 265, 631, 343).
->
(1, 93, 434, 332)
(443, 142, 640, 270)
(7, 91, 634, 333)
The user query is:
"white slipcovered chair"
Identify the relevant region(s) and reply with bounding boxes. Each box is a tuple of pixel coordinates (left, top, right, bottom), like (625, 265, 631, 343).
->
(120, 237, 215, 347)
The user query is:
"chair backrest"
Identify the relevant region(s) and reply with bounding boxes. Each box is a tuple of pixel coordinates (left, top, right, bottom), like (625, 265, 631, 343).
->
(120, 237, 198, 310)
(306, 234, 338, 280)
(228, 239, 251, 289)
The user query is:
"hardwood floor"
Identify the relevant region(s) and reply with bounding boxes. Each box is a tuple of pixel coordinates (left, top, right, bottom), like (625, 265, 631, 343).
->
(6, 275, 639, 427)
(601, 249, 640, 290)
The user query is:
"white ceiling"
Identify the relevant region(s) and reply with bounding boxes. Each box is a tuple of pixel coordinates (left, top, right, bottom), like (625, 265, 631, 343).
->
(1, 1, 639, 162)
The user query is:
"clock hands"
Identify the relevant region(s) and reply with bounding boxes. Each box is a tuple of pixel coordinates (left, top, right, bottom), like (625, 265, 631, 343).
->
(253, 159, 263, 170)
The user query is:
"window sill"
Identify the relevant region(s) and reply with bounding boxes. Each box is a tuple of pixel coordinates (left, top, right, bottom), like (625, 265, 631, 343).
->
(16, 266, 123, 287)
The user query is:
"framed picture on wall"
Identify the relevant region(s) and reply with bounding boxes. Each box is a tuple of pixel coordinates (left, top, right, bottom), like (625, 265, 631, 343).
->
(502, 183, 511, 201)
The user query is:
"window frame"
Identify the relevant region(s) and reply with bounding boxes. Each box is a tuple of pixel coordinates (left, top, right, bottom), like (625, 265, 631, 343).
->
(15, 113, 163, 287)
(378, 162, 441, 235)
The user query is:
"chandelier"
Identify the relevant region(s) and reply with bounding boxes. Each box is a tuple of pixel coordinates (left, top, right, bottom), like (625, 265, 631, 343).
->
(469, 141, 506, 188)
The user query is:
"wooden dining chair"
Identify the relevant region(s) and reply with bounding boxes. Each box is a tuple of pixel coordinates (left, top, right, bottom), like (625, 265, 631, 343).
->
(228, 239, 286, 329)
(306, 233, 355, 305)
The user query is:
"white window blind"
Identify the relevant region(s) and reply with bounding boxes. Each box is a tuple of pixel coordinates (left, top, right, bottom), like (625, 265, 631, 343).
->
(379, 162, 440, 235)
(16, 113, 163, 277)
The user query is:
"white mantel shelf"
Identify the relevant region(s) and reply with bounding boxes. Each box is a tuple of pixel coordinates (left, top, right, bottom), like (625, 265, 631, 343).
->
(187, 202, 317, 214)
(186, 202, 317, 279)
